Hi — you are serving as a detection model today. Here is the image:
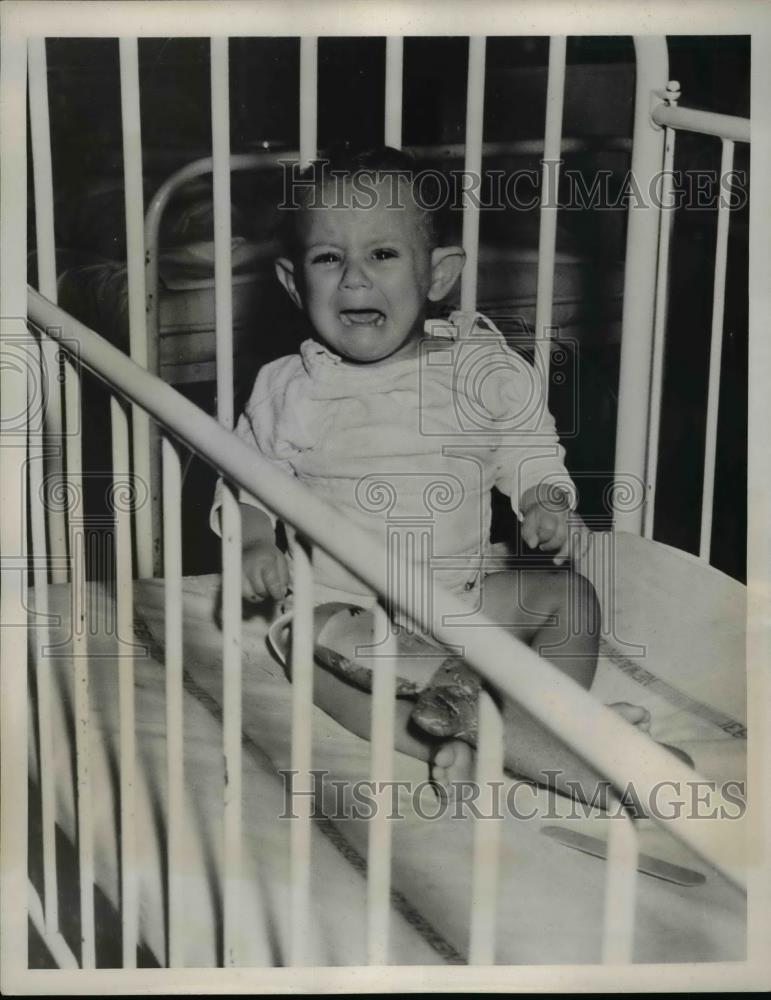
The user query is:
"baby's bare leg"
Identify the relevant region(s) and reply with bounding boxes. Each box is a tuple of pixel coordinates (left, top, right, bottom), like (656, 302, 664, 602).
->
(430, 568, 604, 794)
(480, 567, 600, 689)
(415, 568, 597, 744)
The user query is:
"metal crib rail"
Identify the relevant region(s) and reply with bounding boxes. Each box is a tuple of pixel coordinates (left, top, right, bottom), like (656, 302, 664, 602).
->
(646, 94, 750, 562)
(616, 48, 751, 556)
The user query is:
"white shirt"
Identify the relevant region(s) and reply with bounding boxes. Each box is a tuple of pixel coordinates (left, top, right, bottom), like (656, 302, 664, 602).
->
(211, 311, 575, 606)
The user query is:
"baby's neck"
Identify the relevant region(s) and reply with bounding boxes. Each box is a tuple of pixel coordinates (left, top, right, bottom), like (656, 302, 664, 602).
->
(322, 336, 423, 369)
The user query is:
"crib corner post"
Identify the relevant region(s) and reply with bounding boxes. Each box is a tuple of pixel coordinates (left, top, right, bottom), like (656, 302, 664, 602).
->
(614, 37, 670, 535)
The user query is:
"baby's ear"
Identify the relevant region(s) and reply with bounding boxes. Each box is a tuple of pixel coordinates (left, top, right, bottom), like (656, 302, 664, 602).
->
(275, 257, 303, 309)
(427, 246, 465, 302)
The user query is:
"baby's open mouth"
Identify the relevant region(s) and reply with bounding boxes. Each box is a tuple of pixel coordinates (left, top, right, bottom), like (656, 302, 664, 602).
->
(339, 309, 386, 327)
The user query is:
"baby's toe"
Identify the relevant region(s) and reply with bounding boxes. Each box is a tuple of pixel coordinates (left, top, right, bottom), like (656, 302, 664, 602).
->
(609, 701, 652, 732)
(431, 739, 476, 791)
(433, 742, 457, 770)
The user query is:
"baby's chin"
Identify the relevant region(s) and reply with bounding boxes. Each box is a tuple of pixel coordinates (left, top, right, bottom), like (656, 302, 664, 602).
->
(324, 329, 421, 366)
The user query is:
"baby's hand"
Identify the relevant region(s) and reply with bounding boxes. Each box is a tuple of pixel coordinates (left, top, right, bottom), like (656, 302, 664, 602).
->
(521, 494, 591, 566)
(521, 500, 570, 562)
(242, 540, 289, 601)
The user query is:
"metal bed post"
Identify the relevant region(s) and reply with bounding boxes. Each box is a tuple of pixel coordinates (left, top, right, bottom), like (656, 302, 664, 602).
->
(614, 37, 669, 535)
(63, 351, 96, 968)
(220, 484, 244, 967)
(300, 38, 318, 168)
(643, 81, 680, 540)
(459, 37, 486, 313)
(110, 396, 139, 967)
(468, 694, 504, 965)
(162, 436, 186, 967)
(27, 38, 68, 584)
(699, 138, 736, 561)
(283, 35, 321, 968)
(119, 38, 157, 578)
(384, 38, 404, 149)
(457, 35, 510, 964)
(533, 36, 567, 386)
(211, 37, 235, 431)
(211, 41, 245, 965)
(601, 804, 639, 963)
(26, 334, 60, 943)
(366, 609, 398, 965)
(287, 532, 315, 967)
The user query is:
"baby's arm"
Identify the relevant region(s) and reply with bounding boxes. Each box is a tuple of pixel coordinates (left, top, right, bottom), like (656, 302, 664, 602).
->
(211, 354, 304, 601)
(485, 340, 590, 564)
(219, 503, 289, 601)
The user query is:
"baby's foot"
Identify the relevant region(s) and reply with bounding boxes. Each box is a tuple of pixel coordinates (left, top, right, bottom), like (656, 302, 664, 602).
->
(431, 739, 476, 795)
(410, 657, 481, 742)
(608, 702, 694, 768)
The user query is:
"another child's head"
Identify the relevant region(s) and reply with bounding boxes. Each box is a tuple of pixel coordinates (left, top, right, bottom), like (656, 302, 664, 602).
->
(276, 146, 464, 364)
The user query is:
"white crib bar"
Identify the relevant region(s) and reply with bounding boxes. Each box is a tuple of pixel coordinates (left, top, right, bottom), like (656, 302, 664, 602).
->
(534, 36, 567, 384)
(643, 122, 677, 539)
(468, 691, 504, 965)
(614, 38, 669, 534)
(28, 337, 59, 937)
(211, 38, 235, 431)
(64, 355, 96, 968)
(162, 437, 186, 968)
(28, 884, 78, 970)
(220, 486, 244, 966)
(652, 103, 750, 144)
(1, 25, 29, 980)
(288, 531, 314, 968)
(111, 397, 138, 967)
(119, 39, 156, 579)
(119, 38, 150, 375)
(699, 139, 734, 562)
(40, 342, 70, 583)
(27, 40, 56, 300)
(601, 807, 639, 963)
(28, 38, 69, 584)
(300, 38, 318, 166)
(460, 36, 486, 313)
(367, 608, 398, 966)
(384, 37, 403, 148)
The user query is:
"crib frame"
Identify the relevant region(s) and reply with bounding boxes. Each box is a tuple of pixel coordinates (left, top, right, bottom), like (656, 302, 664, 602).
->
(0, 5, 759, 992)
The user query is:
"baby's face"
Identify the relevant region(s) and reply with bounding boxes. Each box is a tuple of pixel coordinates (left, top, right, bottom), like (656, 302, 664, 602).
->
(292, 180, 433, 364)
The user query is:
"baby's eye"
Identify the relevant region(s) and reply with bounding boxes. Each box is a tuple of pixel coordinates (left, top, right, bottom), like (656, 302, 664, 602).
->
(310, 251, 341, 265)
(371, 248, 398, 261)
